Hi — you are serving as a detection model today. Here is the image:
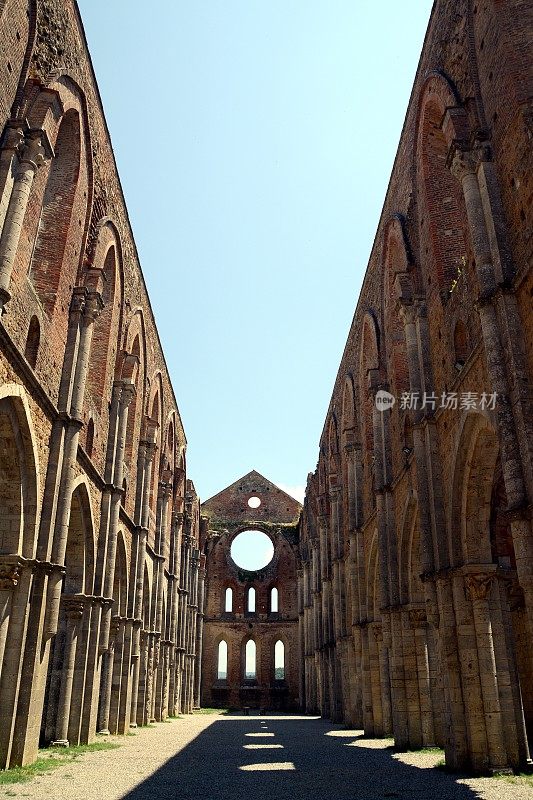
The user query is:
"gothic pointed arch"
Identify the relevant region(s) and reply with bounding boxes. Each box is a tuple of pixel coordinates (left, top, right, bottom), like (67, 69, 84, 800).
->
(0, 383, 40, 558)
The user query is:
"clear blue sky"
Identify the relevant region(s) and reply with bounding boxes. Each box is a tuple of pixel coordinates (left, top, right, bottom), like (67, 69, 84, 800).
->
(77, 0, 433, 504)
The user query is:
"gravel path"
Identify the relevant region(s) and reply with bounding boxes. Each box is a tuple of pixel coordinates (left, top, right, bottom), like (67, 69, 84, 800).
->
(2, 714, 532, 800)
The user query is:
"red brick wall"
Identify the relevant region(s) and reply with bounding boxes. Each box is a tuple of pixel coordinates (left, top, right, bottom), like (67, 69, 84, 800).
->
(201, 472, 301, 709)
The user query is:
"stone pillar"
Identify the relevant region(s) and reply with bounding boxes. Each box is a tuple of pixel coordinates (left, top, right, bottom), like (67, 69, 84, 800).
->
(46, 290, 103, 638)
(398, 293, 468, 766)
(464, 570, 508, 772)
(409, 606, 435, 747)
(100, 380, 135, 647)
(129, 423, 157, 725)
(0, 561, 21, 683)
(97, 616, 120, 735)
(451, 147, 533, 639)
(368, 621, 384, 735)
(136, 631, 150, 726)
(401, 608, 423, 748)
(194, 556, 206, 708)
(52, 597, 84, 746)
(496, 573, 531, 767)
(0, 128, 51, 313)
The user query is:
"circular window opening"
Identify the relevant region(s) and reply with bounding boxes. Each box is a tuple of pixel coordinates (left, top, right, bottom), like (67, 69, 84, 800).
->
(231, 530, 274, 571)
(248, 496, 261, 509)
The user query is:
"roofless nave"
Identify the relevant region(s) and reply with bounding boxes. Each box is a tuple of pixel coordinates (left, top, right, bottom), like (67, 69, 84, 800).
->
(0, 0, 532, 782)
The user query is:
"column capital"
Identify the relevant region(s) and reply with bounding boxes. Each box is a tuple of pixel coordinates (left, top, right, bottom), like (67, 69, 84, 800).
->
(370, 620, 383, 642)
(464, 571, 495, 602)
(118, 379, 136, 407)
(0, 560, 22, 590)
(367, 367, 382, 394)
(159, 478, 173, 500)
(62, 595, 85, 619)
(0, 121, 25, 154)
(394, 271, 414, 306)
(328, 483, 342, 498)
(19, 127, 53, 169)
(449, 147, 478, 182)
(83, 289, 104, 322)
(398, 301, 417, 326)
(343, 440, 361, 456)
(172, 511, 184, 526)
(408, 605, 427, 628)
(70, 286, 87, 316)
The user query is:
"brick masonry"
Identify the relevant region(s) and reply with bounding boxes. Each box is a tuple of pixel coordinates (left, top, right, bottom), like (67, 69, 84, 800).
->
(298, 0, 533, 775)
(201, 471, 301, 710)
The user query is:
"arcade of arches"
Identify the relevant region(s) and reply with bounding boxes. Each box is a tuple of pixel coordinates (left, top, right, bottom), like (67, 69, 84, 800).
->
(0, 0, 532, 780)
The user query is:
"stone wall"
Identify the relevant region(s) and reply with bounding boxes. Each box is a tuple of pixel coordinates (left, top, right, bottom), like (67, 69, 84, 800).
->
(298, 0, 533, 774)
(201, 471, 301, 710)
(0, 0, 203, 769)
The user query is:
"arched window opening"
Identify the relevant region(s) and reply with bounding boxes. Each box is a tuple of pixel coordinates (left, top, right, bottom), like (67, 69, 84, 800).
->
(25, 316, 40, 369)
(87, 241, 121, 409)
(217, 640, 228, 680)
(245, 640, 256, 680)
(64, 485, 94, 596)
(123, 333, 141, 479)
(85, 418, 94, 458)
(225, 587, 233, 613)
(270, 587, 279, 613)
(247, 586, 256, 613)
(0, 401, 22, 554)
(29, 109, 82, 316)
(420, 99, 469, 294)
(274, 640, 285, 680)
(453, 319, 469, 370)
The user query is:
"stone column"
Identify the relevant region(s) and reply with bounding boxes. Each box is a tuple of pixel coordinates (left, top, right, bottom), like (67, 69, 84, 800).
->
(194, 555, 206, 708)
(46, 290, 103, 638)
(187, 550, 199, 713)
(100, 380, 135, 647)
(0, 128, 51, 313)
(168, 511, 183, 644)
(155, 477, 172, 632)
(464, 570, 508, 772)
(451, 150, 525, 505)
(401, 608, 423, 748)
(476, 151, 533, 492)
(398, 293, 468, 766)
(0, 561, 21, 682)
(349, 537, 364, 730)
(52, 597, 84, 746)
(329, 486, 342, 639)
(409, 606, 435, 747)
(451, 148, 533, 640)
(368, 621, 384, 735)
(97, 616, 120, 735)
(136, 630, 150, 726)
(129, 424, 157, 726)
(496, 572, 531, 767)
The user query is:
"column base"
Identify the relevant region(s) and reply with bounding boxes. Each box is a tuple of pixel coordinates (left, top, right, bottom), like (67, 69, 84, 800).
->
(96, 729, 110, 736)
(51, 739, 69, 748)
(129, 723, 137, 729)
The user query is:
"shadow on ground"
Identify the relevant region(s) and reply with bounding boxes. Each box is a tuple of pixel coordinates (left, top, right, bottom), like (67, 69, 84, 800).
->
(120, 715, 481, 800)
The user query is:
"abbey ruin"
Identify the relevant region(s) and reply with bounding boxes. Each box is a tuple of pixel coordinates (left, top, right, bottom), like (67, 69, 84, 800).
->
(0, 0, 531, 781)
